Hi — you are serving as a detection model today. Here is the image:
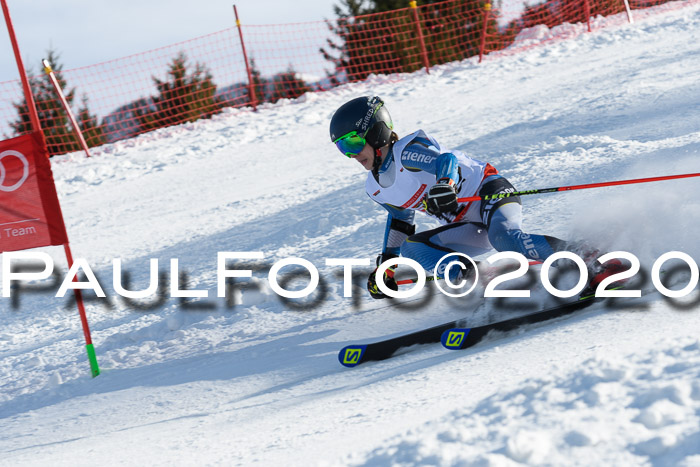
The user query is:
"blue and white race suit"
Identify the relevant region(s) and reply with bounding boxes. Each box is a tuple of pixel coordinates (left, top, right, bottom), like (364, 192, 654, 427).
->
(367, 130, 569, 279)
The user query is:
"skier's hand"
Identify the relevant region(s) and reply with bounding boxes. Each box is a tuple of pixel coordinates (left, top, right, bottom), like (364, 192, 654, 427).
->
(425, 178, 458, 215)
(367, 254, 399, 299)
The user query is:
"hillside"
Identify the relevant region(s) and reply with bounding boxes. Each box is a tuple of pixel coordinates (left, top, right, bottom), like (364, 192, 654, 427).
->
(1, 2, 699, 465)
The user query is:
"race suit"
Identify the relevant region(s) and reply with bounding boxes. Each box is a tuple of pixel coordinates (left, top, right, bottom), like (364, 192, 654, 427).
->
(366, 130, 570, 278)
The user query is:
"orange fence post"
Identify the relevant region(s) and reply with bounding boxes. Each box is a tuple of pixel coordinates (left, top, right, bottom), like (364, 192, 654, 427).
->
(233, 5, 257, 111)
(409, 1, 430, 74)
(583, 0, 592, 32)
(478, 3, 492, 63)
(43, 59, 91, 158)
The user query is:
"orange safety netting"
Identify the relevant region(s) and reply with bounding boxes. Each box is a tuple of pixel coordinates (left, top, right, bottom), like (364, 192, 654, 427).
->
(0, 0, 691, 157)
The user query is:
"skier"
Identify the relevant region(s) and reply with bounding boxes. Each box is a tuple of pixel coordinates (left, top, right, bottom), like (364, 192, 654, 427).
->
(329, 95, 619, 299)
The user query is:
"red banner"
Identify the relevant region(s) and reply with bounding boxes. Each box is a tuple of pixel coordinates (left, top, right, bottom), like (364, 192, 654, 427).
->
(0, 132, 68, 252)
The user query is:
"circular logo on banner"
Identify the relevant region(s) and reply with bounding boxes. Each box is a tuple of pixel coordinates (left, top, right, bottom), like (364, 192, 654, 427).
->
(0, 150, 30, 192)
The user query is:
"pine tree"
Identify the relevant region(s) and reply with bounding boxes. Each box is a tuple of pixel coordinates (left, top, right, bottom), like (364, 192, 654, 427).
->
(332, 0, 373, 16)
(11, 49, 83, 156)
(422, 0, 494, 64)
(502, 0, 616, 41)
(77, 95, 107, 148)
(269, 67, 312, 103)
(103, 97, 153, 142)
(322, 0, 407, 82)
(248, 58, 269, 105)
(137, 52, 221, 132)
(322, 0, 493, 82)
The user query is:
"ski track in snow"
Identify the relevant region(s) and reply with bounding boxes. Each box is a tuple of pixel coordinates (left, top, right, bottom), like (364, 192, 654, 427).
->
(347, 331, 700, 466)
(1, 2, 700, 465)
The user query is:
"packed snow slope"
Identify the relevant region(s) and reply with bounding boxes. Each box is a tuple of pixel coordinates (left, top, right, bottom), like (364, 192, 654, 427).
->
(1, 2, 700, 465)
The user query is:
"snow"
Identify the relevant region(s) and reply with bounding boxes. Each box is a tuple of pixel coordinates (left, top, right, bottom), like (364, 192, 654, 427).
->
(2, 1, 700, 465)
(348, 330, 700, 465)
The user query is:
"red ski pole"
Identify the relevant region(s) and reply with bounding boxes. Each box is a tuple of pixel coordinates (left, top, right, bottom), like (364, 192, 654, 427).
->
(458, 172, 700, 203)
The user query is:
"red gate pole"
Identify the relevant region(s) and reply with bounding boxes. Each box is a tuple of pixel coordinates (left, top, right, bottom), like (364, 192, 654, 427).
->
(43, 59, 91, 158)
(478, 3, 492, 63)
(2, 0, 99, 377)
(1, 0, 42, 143)
(409, 1, 430, 74)
(233, 5, 258, 111)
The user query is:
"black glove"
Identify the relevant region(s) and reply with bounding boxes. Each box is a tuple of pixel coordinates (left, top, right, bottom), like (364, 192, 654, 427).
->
(425, 178, 458, 216)
(367, 253, 399, 299)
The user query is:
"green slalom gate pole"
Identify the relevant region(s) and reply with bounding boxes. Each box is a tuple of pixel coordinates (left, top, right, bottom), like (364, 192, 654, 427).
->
(457, 172, 700, 203)
(85, 343, 100, 377)
(64, 244, 100, 378)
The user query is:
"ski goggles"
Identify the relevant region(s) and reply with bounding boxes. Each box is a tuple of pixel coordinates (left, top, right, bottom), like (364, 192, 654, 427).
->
(334, 131, 366, 157)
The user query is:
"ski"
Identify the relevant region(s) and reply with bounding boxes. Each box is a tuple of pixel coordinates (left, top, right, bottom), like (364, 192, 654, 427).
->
(338, 286, 626, 368)
(440, 276, 667, 351)
(338, 317, 472, 368)
(439, 292, 600, 351)
(337, 262, 669, 368)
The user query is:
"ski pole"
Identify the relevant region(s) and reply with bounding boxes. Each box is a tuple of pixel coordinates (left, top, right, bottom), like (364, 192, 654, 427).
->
(457, 172, 700, 203)
(396, 275, 443, 286)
